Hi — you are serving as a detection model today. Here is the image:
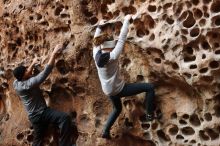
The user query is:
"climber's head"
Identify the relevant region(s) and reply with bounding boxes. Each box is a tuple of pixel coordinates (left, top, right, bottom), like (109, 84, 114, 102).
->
(13, 63, 40, 81)
(13, 65, 27, 81)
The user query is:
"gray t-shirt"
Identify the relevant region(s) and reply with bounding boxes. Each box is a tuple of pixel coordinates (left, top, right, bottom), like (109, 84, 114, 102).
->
(93, 18, 130, 96)
(13, 65, 53, 120)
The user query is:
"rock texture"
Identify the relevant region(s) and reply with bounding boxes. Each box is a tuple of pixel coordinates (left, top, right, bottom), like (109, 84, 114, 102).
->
(0, 0, 220, 145)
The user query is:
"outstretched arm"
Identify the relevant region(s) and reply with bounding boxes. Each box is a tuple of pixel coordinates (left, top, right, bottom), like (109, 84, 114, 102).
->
(93, 22, 103, 59)
(23, 44, 63, 89)
(110, 15, 132, 60)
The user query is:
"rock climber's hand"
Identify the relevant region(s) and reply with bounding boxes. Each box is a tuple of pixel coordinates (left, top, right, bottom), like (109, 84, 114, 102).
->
(99, 19, 107, 27)
(124, 14, 132, 20)
(52, 44, 63, 56)
(32, 56, 40, 65)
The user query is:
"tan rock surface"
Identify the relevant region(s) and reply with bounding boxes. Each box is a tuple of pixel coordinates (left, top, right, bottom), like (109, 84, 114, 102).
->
(0, 0, 220, 145)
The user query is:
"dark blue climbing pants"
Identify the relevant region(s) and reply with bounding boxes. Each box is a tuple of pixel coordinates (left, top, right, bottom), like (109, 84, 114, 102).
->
(103, 83, 155, 134)
(31, 107, 73, 146)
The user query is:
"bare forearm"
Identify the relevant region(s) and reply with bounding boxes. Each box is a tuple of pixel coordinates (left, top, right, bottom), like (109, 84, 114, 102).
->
(47, 54, 56, 66)
(26, 61, 36, 74)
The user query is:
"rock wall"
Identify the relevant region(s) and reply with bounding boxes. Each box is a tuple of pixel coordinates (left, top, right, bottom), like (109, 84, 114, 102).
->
(0, 0, 220, 145)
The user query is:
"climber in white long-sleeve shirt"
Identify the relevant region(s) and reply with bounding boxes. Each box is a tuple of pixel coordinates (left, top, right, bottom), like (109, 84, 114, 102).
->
(93, 15, 160, 139)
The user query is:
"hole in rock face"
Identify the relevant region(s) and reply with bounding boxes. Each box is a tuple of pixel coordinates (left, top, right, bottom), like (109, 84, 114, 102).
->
(181, 29, 188, 35)
(124, 118, 134, 128)
(189, 114, 201, 126)
(157, 130, 171, 141)
(16, 38, 22, 46)
(54, 6, 63, 16)
(95, 119, 101, 128)
(215, 50, 220, 54)
(174, 3, 184, 16)
(183, 56, 196, 62)
(60, 14, 70, 18)
(202, 54, 206, 59)
(181, 126, 195, 135)
(143, 15, 155, 29)
(192, 0, 199, 5)
(136, 75, 144, 82)
(148, 5, 156, 12)
(179, 119, 187, 125)
(36, 13, 42, 20)
(101, 4, 107, 14)
(211, 1, 220, 13)
(27, 134, 34, 142)
(122, 58, 131, 67)
(166, 17, 174, 25)
(215, 17, 220, 26)
(182, 114, 189, 119)
(205, 128, 219, 140)
(114, 21, 123, 35)
(184, 46, 193, 54)
(89, 17, 98, 25)
(199, 130, 210, 141)
(163, 3, 172, 9)
(203, 0, 211, 4)
(190, 28, 200, 37)
(149, 33, 155, 41)
(136, 29, 145, 37)
(211, 32, 219, 38)
(169, 125, 178, 135)
(190, 139, 196, 143)
(141, 123, 150, 130)
(214, 43, 219, 48)
(209, 61, 219, 69)
(193, 8, 203, 19)
(185, 1, 192, 8)
(205, 12, 210, 18)
(122, 5, 137, 15)
(172, 62, 179, 70)
(19, 4, 23, 9)
(143, 132, 150, 139)
(82, 9, 93, 17)
(140, 0, 146, 2)
(190, 64, 197, 69)
(199, 67, 208, 73)
(29, 16, 34, 20)
(56, 59, 69, 75)
(59, 78, 68, 84)
(176, 134, 184, 140)
(113, 10, 120, 17)
(183, 11, 196, 28)
(179, 11, 188, 22)
(171, 112, 177, 119)
(151, 122, 158, 130)
(154, 58, 161, 64)
(70, 111, 77, 119)
(199, 19, 206, 26)
(40, 21, 49, 26)
(16, 133, 24, 141)
(8, 43, 17, 50)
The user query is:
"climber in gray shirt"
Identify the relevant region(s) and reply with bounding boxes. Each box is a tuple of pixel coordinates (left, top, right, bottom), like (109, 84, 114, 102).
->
(93, 15, 161, 139)
(13, 44, 76, 146)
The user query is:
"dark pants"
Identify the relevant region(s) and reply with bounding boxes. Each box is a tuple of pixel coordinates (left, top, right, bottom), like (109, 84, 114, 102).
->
(31, 108, 73, 146)
(103, 83, 155, 134)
